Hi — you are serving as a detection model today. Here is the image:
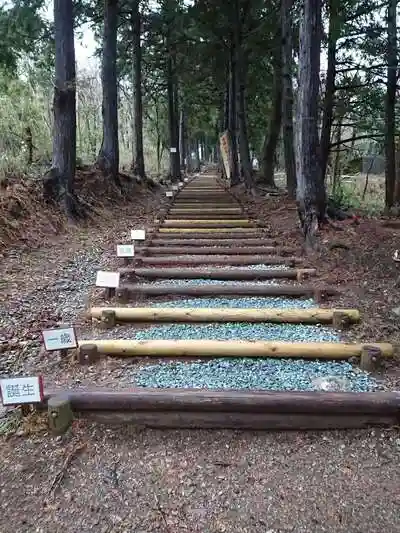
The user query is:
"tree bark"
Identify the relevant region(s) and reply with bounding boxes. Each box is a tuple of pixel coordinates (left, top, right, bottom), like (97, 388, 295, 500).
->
(228, 29, 240, 186)
(259, 50, 282, 189)
(385, 0, 397, 210)
(281, 0, 297, 198)
(166, 37, 180, 181)
(319, 0, 338, 185)
(131, 0, 145, 178)
(45, 0, 81, 218)
(236, 50, 254, 191)
(296, 0, 325, 249)
(179, 108, 187, 170)
(97, 0, 120, 184)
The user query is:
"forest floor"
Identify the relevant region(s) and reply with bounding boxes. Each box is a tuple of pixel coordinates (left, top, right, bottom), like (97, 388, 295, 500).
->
(0, 172, 400, 533)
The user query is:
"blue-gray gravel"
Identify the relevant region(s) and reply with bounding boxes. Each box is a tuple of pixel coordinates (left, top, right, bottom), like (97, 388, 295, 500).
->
(133, 358, 379, 392)
(131, 322, 339, 342)
(150, 296, 316, 309)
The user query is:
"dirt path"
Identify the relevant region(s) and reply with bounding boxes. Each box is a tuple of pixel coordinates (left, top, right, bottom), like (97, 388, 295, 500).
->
(1, 180, 400, 532)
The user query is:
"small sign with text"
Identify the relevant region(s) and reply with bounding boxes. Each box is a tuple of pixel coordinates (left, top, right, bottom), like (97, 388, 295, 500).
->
(184, 178, 189, 182)
(172, 185, 179, 191)
(117, 244, 135, 257)
(166, 191, 173, 197)
(42, 327, 77, 351)
(130, 229, 146, 240)
(170, 147, 177, 153)
(96, 271, 120, 288)
(178, 182, 184, 187)
(0, 376, 44, 405)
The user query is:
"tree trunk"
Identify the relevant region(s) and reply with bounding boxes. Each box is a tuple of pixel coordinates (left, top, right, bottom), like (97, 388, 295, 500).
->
(236, 41, 254, 191)
(97, 0, 120, 184)
(131, 0, 145, 178)
(385, 0, 397, 210)
(179, 108, 187, 170)
(45, 0, 81, 218)
(259, 54, 282, 188)
(319, 0, 338, 185)
(281, 0, 297, 198)
(166, 41, 180, 181)
(228, 31, 240, 186)
(296, 0, 325, 249)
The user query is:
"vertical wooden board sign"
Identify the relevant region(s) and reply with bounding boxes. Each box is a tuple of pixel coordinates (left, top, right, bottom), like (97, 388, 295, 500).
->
(219, 131, 231, 181)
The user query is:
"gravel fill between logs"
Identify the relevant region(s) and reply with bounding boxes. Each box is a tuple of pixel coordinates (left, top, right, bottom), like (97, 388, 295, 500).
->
(149, 296, 316, 309)
(98, 322, 340, 342)
(133, 358, 379, 392)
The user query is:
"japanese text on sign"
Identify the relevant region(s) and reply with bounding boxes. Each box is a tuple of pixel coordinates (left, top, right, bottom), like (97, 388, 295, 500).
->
(172, 185, 179, 191)
(117, 244, 135, 257)
(170, 147, 177, 153)
(166, 191, 173, 197)
(130, 229, 146, 240)
(42, 327, 77, 351)
(0, 376, 43, 405)
(96, 271, 120, 288)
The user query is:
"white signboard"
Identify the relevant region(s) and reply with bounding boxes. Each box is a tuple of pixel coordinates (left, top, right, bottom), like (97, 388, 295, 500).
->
(172, 185, 179, 191)
(184, 178, 189, 182)
(1, 376, 44, 405)
(96, 271, 120, 288)
(178, 182, 184, 187)
(166, 191, 173, 197)
(117, 244, 134, 257)
(170, 147, 177, 153)
(131, 229, 146, 240)
(42, 327, 77, 351)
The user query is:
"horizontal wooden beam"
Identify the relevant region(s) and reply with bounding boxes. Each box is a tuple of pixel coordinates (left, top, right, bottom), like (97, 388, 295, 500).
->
(159, 220, 255, 228)
(45, 388, 400, 416)
(120, 267, 313, 280)
(144, 246, 297, 256)
(158, 228, 261, 234)
(70, 410, 399, 430)
(77, 339, 394, 359)
(154, 231, 267, 239)
(138, 255, 302, 266)
(115, 282, 335, 298)
(90, 306, 360, 324)
(149, 238, 280, 246)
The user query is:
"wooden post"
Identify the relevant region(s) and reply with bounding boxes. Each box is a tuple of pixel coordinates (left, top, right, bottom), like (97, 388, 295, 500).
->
(48, 396, 74, 435)
(332, 311, 351, 330)
(360, 345, 383, 372)
(105, 288, 116, 299)
(78, 344, 99, 365)
(101, 310, 116, 329)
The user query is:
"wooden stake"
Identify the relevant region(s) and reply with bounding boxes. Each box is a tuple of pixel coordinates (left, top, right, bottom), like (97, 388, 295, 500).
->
(48, 396, 74, 435)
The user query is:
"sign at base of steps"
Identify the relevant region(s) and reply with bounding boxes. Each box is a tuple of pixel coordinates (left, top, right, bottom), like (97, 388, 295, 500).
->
(131, 229, 146, 240)
(172, 185, 179, 191)
(0, 376, 44, 405)
(96, 271, 120, 288)
(166, 191, 173, 197)
(42, 326, 78, 351)
(117, 244, 135, 257)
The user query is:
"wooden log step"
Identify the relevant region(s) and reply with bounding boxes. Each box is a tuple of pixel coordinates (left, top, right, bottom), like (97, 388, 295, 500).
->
(149, 238, 280, 246)
(159, 220, 255, 228)
(144, 246, 297, 256)
(158, 228, 264, 234)
(155, 231, 266, 239)
(137, 255, 302, 266)
(169, 208, 242, 214)
(166, 213, 247, 220)
(77, 339, 394, 359)
(90, 307, 360, 324)
(64, 410, 400, 431)
(45, 388, 400, 416)
(115, 283, 336, 299)
(120, 267, 314, 280)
